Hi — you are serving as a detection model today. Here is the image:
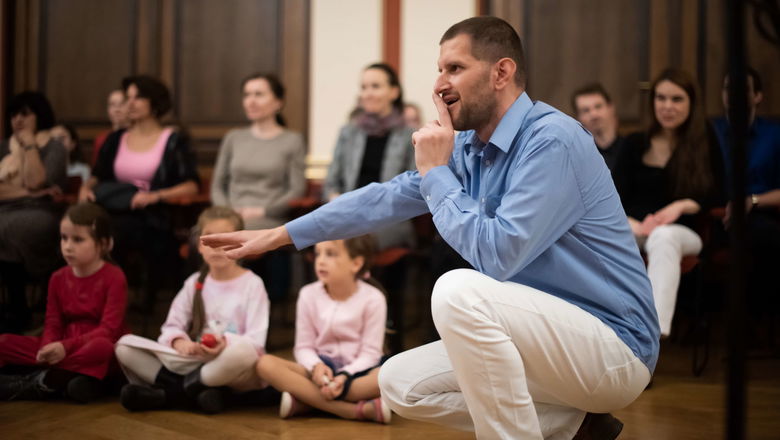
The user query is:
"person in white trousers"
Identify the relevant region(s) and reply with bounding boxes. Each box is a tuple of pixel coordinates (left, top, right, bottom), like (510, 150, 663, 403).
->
(613, 68, 726, 339)
(202, 16, 659, 439)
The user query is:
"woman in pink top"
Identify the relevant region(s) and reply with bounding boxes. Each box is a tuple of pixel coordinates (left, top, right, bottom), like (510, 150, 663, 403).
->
(79, 75, 199, 310)
(257, 235, 391, 424)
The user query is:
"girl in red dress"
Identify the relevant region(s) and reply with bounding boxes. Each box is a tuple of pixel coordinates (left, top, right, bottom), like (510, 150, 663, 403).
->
(0, 203, 128, 402)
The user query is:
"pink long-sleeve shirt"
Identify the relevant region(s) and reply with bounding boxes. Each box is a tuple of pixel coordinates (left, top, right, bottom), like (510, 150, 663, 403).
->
(294, 280, 386, 375)
(158, 270, 269, 354)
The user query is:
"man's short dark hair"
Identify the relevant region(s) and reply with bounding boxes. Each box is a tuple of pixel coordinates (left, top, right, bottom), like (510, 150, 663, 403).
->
(440, 16, 526, 87)
(121, 75, 172, 118)
(723, 66, 763, 94)
(570, 83, 612, 114)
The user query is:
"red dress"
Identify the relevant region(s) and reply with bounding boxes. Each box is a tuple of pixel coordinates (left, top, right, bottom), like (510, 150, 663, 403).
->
(0, 263, 128, 378)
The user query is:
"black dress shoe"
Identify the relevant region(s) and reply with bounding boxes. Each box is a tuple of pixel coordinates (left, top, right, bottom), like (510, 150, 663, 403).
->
(0, 370, 56, 401)
(120, 383, 167, 411)
(573, 412, 624, 440)
(66, 375, 104, 403)
(195, 387, 229, 414)
(183, 366, 227, 414)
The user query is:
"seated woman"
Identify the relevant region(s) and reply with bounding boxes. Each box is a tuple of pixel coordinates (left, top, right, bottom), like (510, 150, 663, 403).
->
(211, 73, 305, 301)
(613, 68, 725, 338)
(80, 75, 199, 310)
(0, 91, 67, 333)
(51, 123, 90, 186)
(323, 63, 416, 250)
(92, 89, 129, 165)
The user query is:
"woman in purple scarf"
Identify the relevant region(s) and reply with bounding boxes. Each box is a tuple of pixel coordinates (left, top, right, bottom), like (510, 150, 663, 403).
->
(323, 63, 416, 250)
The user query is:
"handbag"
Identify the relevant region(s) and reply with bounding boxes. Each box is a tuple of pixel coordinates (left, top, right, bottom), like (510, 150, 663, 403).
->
(93, 181, 138, 212)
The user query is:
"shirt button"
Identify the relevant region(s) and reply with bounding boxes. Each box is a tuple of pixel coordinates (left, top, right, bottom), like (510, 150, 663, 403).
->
(426, 195, 431, 201)
(481, 198, 485, 204)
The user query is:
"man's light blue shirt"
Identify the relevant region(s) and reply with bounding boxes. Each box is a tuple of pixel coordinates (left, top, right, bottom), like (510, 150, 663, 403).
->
(287, 93, 660, 372)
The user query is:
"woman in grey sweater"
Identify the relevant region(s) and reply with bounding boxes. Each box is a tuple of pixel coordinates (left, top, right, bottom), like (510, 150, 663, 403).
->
(211, 73, 305, 301)
(211, 73, 306, 231)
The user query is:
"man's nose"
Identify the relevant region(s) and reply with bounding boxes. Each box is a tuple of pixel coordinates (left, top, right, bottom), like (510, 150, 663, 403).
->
(434, 75, 448, 94)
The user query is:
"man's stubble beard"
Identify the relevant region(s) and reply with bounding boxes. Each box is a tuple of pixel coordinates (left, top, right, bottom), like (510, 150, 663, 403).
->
(452, 73, 496, 132)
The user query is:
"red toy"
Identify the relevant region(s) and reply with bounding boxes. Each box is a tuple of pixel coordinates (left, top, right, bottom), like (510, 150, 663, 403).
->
(201, 333, 217, 348)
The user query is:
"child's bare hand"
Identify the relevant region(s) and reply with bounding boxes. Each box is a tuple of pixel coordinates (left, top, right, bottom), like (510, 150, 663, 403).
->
(311, 362, 333, 387)
(320, 374, 346, 400)
(200, 335, 226, 359)
(36, 342, 66, 365)
(173, 338, 204, 357)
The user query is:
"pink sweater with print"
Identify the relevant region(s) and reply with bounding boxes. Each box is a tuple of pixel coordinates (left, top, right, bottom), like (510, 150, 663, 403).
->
(158, 270, 269, 354)
(294, 280, 386, 375)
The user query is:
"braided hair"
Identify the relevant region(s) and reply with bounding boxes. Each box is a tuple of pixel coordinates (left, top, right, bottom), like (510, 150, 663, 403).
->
(187, 206, 244, 341)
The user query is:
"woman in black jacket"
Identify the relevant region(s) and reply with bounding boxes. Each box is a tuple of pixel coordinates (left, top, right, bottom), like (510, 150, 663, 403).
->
(613, 68, 725, 338)
(80, 75, 199, 309)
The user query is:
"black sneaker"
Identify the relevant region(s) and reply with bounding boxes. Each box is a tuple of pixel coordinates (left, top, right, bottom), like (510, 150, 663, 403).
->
(66, 375, 103, 404)
(0, 370, 56, 401)
(195, 387, 228, 414)
(120, 383, 167, 411)
(573, 413, 624, 440)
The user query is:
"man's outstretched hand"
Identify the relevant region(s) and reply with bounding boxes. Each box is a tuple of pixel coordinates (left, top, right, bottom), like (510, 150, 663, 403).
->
(200, 226, 292, 260)
(412, 92, 455, 176)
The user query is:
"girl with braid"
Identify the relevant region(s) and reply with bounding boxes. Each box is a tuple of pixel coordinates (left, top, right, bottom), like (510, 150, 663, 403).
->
(114, 206, 270, 413)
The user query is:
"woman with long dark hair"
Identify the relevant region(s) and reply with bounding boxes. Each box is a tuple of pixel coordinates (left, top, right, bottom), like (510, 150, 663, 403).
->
(613, 68, 725, 338)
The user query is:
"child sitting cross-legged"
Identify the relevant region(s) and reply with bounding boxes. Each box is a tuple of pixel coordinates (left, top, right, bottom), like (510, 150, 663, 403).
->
(256, 235, 391, 424)
(0, 202, 128, 403)
(114, 206, 271, 413)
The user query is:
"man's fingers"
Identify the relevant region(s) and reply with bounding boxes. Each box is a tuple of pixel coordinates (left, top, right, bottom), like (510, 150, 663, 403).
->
(432, 92, 453, 129)
(201, 232, 240, 248)
(224, 247, 247, 260)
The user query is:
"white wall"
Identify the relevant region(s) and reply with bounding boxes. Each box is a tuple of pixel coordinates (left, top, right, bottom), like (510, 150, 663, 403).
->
(308, 0, 382, 177)
(308, 0, 476, 178)
(401, 0, 475, 124)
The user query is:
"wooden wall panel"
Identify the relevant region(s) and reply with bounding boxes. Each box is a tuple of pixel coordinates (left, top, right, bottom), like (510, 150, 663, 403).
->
(176, 0, 280, 123)
(489, 0, 779, 125)
(42, 0, 135, 122)
(0, 0, 10, 136)
(4, 0, 310, 164)
(704, 0, 780, 117)
(520, 0, 647, 122)
(279, 0, 310, 136)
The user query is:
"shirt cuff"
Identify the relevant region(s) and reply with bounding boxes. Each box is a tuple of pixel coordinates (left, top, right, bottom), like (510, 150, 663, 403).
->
(159, 330, 189, 348)
(419, 165, 462, 212)
(285, 214, 323, 250)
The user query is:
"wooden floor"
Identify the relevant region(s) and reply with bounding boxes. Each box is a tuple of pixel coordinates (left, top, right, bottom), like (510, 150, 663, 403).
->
(2, 288, 779, 439)
(2, 341, 778, 439)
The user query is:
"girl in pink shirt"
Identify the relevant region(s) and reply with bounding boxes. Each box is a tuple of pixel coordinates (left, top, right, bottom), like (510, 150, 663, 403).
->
(114, 206, 270, 414)
(256, 235, 391, 424)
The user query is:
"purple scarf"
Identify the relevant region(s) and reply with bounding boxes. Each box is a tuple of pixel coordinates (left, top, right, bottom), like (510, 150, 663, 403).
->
(355, 109, 405, 137)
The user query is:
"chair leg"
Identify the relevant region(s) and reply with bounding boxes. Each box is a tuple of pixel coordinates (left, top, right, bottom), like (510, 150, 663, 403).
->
(689, 263, 710, 377)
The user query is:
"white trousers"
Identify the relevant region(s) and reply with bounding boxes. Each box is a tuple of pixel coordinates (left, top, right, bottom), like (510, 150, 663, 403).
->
(379, 269, 650, 440)
(643, 224, 703, 337)
(115, 334, 265, 391)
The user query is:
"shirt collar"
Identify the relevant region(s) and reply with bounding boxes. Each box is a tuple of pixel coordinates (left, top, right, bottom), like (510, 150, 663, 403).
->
(464, 92, 533, 155)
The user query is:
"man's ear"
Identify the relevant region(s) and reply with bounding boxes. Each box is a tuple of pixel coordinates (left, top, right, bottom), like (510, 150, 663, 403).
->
(493, 58, 517, 90)
(754, 91, 763, 106)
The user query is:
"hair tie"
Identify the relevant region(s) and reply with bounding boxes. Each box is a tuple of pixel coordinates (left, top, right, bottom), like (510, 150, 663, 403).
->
(362, 271, 371, 280)
(195, 281, 204, 290)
